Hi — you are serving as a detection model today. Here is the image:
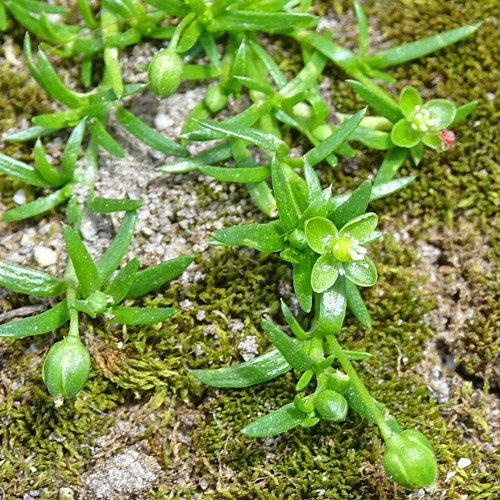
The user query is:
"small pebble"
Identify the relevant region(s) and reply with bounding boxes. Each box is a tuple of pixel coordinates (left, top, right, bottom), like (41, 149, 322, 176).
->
(457, 457, 472, 469)
(154, 112, 173, 130)
(13, 189, 26, 205)
(33, 246, 58, 267)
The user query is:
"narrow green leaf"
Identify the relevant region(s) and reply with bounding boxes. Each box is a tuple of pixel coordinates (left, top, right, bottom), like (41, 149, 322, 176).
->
(104, 258, 139, 304)
(293, 253, 312, 313)
(0, 2, 7, 30)
(410, 142, 424, 166)
(109, 306, 176, 325)
(90, 119, 126, 157)
(32, 108, 84, 129)
(36, 48, 85, 108)
(391, 118, 421, 148)
(280, 51, 327, 99)
(196, 120, 289, 157)
(34, 139, 66, 185)
(97, 211, 137, 282)
(61, 120, 86, 178)
(115, 105, 189, 157)
(199, 30, 220, 69)
(242, 403, 307, 437)
(344, 278, 371, 327)
(0, 152, 49, 187)
(192, 346, 295, 388)
(453, 101, 478, 123)
(215, 11, 317, 34)
(315, 279, 346, 335)
(249, 40, 287, 89)
(348, 80, 403, 123)
(177, 18, 202, 53)
(354, 1, 368, 56)
(87, 197, 143, 213)
(262, 319, 314, 371)
(0, 262, 65, 296)
(350, 126, 393, 150)
(365, 25, 479, 69)
(2, 184, 72, 221)
(303, 160, 321, 202)
(280, 300, 308, 341)
(374, 147, 409, 185)
(305, 108, 366, 166)
(16, 0, 70, 14)
(6, 125, 58, 142)
(211, 221, 285, 253)
(330, 180, 372, 229)
(371, 177, 414, 201)
(159, 142, 232, 174)
(125, 255, 193, 299)
(0, 300, 69, 338)
(199, 165, 269, 183)
(271, 156, 299, 231)
(77, 0, 98, 28)
(142, 0, 190, 16)
(62, 224, 100, 297)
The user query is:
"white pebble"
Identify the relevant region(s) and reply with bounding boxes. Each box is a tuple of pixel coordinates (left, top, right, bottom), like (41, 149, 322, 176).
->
(13, 188, 26, 205)
(154, 112, 173, 130)
(33, 246, 58, 267)
(457, 457, 472, 469)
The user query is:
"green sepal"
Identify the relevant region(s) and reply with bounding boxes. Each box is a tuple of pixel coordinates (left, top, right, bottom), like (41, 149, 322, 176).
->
(391, 119, 421, 148)
(343, 257, 378, 287)
(109, 306, 176, 325)
(262, 319, 314, 371)
(399, 86, 422, 119)
(191, 345, 296, 388)
(0, 300, 69, 338)
(125, 255, 193, 299)
(242, 402, 307, 437)
(344, 278, 371, 327)
(305, 216, 337, 254)
(339, 213, 378, 241)
(311, 254, 339, 293)
(0, 262, 65, 296)
(211, 221, 285, 253)
(62, 224, 100, 297)
(423, 99, 456, 129)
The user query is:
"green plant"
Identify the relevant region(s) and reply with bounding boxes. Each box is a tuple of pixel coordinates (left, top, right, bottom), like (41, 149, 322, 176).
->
(0, 0, 483, 490)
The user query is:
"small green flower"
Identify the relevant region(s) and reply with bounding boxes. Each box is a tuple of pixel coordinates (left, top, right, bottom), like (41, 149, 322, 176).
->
(304, 214, 378, 293)
(314, 390, 348, 422)
(383, 429, 438, 489)
(391, 86, 456, 150)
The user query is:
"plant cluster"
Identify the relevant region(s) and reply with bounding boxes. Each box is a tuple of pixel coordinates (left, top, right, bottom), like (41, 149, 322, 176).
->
(0, 0, 480, 489)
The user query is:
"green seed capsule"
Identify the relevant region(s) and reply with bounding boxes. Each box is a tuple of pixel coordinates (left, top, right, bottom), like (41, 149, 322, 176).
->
(148, 48, 183, 98)
(314, 390, 348, 422)
(42, 337, 91, 398)
(383, 429, 437, 489)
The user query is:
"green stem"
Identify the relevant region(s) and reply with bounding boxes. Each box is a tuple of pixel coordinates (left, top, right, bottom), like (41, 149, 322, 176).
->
(326, 334, 393, 439)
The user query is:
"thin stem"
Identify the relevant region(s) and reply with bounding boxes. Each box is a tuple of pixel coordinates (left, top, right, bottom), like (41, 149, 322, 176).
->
(326, 334, 393, 439)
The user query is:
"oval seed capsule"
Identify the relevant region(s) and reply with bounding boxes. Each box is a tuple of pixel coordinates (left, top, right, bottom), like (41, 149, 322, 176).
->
(42, 336, 91, 398)
(383, 429, 437, 489)
(148, 48, 183, 98)
(314, 389, 348, 422)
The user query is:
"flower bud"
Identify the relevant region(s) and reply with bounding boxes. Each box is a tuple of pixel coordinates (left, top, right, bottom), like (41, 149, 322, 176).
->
(205, 85, 227, 113)
(314, 389, 348, 422)
(383, 429, 437, 489)
(148, 48, 183, 98)
(42, 337, 91, 398)
(287, 229, 307, 250)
